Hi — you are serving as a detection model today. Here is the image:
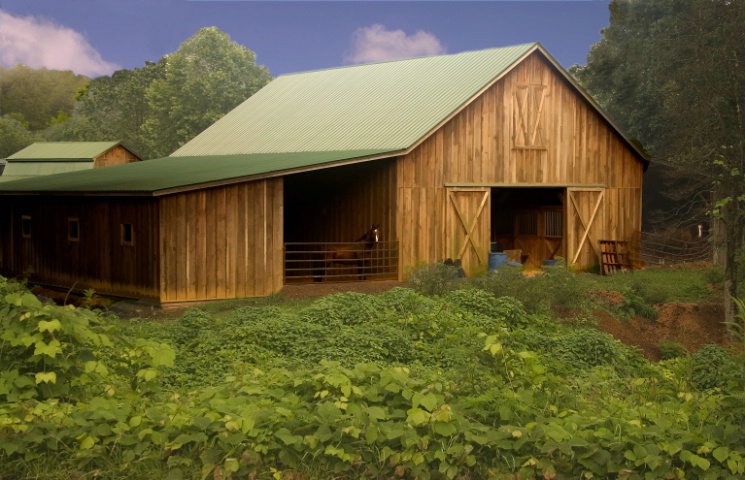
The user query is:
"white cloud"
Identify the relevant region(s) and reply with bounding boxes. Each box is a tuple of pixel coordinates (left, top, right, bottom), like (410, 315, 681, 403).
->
(0, 11, 119, 76)
(345, 24, 446, 64)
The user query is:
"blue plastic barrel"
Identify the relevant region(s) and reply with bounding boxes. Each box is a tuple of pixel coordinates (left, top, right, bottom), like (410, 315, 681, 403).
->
(488, 252, 507, 271)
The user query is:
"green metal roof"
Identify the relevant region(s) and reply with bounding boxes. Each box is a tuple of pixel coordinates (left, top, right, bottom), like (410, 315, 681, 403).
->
(7, 141, 122, 161)
(173, 43, 537, 156)
(1, 161, 93, 178)
(0, 150, 396, 194)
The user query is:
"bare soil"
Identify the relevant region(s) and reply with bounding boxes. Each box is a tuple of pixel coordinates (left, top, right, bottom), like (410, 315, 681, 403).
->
(595, 302, 729, 361)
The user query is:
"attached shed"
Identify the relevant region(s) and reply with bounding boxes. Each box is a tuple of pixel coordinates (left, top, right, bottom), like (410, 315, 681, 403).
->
(1, 142, 141, 182)
(0, 43, 647, 303)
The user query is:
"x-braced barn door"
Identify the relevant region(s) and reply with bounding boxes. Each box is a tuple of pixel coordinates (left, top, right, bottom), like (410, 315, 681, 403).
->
(566, 188, 605, 268)
(446, 188, 490, 275)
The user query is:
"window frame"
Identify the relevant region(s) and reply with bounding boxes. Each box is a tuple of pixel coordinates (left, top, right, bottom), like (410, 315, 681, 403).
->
(120, 223, 134, 246)
(68, 217, 80, 242)
(21, 215, 31, 239)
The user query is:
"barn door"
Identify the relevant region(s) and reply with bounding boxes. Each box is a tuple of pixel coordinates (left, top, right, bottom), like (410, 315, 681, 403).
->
(566, 188, 605, 268)
(446, 188, 490, 275)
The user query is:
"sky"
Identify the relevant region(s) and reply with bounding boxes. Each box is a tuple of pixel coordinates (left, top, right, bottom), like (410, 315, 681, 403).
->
(0, 1, 613, 78)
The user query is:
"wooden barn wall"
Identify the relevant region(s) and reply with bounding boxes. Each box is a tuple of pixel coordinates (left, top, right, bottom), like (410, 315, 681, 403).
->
(0, 196, 160, 299)
(397, 51, 644, 273)
(94, 146, 140, 168)
(158, 178, 283, 303)
(284, 159, 397, 244)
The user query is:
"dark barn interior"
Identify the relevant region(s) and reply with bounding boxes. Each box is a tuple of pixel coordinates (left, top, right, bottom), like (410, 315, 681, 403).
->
(491, 187, 565, 268)
(282, 159, 398, 282)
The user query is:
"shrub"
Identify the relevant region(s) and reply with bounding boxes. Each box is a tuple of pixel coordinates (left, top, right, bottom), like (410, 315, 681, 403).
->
(445, 289, 531, 330)
(405, 262, 465, 296)
(658, 339, 687, 360)
(615, 287, 659, 320)
(552, 328, 632, 370)
(690, 344, 744, 393)
(300, 292, 384, 326)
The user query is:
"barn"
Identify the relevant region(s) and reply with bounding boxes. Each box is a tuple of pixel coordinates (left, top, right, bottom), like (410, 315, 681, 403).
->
(0, 142, 141, 182)
(0, 43, 647, 304)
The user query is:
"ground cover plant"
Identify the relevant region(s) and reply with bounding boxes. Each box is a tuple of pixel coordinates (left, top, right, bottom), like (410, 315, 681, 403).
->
(0, 266, 743, 479)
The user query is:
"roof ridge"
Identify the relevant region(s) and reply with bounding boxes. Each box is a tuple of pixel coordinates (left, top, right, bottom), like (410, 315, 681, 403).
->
(277, 42, 539, 78)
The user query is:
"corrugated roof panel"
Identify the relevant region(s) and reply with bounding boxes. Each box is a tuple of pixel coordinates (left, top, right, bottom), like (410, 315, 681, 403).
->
(8, 142, 121, 161)
(1, 161, 93, 177)
(173, 44, 536, 156)
(0, 150, 397, 194)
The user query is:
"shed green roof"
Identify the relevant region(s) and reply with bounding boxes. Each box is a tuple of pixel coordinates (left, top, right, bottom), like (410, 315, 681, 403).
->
(7, 141, 123, 161)
(0, 150, 396, 194)
(0, 161, 93, 180)
(173, 43, 537, 156)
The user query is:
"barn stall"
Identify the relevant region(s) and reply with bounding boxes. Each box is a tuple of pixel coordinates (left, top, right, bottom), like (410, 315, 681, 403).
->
(283, 159, 399, 283)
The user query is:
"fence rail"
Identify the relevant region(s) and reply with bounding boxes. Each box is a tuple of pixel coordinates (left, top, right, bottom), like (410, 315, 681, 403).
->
(630, 231, 712, 267)
(284, 241, 399, 283)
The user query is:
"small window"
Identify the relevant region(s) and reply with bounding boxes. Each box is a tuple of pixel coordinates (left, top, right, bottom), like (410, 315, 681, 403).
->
(545, 211, 563, 238)
(21, 215, 31, 238)
(121, 223, 134, 246)
(68, 218, 80, 242)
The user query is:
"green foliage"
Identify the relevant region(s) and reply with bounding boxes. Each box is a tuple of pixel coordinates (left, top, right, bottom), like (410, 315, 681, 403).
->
(0, 115, 35, 159)
(470, 262, 592, 314)
(658, 340, 687, 360)
(405, 262, 465, 296)
(7, 27, 271, 160)
(142, 27, 271, 157)
(1, 274, 743, 480)
(572, 0, 744, 326)
(0, 64, 89, 131)
(615, 287, 659, 320)
(690, 344, 744, 393)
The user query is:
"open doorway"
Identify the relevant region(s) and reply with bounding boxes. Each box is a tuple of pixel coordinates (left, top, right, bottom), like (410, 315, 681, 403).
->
(490, 187, 564, 268)
(282, 159, 398, 283)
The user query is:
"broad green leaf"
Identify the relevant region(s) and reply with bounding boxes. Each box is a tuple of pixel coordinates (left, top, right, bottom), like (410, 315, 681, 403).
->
(224, 458, 239, 473)
(712, 447, 729, 463)
(433, 421, 457, 436)
(35, 371, 57, 384)
(366, 406, 387, 420)
(79, 436, 96, 450)
(37, 319, 61, 334)
(406, 407, 430, 426)
(34, 339, 62, 358)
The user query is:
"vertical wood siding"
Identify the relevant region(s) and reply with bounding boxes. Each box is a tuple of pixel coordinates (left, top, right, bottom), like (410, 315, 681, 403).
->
(158, 178, 284, 302)
(283, 159, 397, 244)
(397, 51, 644, 273)
(94, 145, 140, 168)
(0, 196, 160, 299)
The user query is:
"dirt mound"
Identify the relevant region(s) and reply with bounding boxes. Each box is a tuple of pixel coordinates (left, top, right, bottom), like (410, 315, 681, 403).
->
(597, 302, 729, 361)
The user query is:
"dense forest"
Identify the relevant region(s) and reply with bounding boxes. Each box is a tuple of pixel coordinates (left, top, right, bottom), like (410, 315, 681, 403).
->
(0, 26, 271, 160)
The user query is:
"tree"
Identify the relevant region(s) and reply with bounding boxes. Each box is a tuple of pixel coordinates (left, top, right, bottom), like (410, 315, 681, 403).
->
(141, 27, 272, 158)
(0, 65, 89, 131)
(76, 61, 165, 157)
(0, 116, 35, 158)
(571, 0, 744, 326)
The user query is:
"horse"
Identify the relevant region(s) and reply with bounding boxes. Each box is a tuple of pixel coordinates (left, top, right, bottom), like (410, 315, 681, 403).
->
(324, 225, 380, 281)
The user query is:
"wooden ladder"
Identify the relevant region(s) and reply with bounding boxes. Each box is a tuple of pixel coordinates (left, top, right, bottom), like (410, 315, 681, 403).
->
(599, 240, 632, 275)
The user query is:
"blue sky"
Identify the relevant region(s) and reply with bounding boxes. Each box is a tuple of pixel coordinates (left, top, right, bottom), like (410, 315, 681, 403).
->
(0, 1, 612, 78)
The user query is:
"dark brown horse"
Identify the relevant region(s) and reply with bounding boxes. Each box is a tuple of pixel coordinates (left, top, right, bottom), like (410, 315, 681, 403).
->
(325, 225, 380, 280)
